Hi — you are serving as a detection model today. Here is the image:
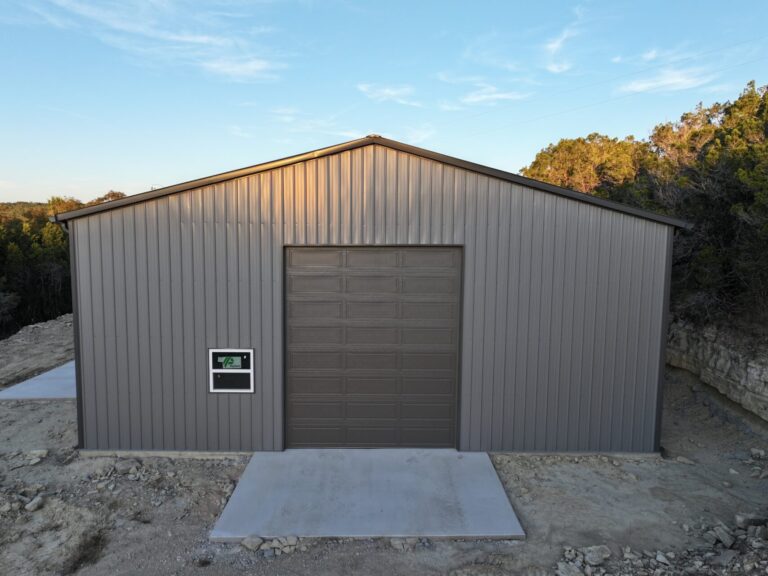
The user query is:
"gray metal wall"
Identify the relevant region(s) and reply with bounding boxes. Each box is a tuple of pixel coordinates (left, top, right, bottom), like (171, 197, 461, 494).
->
(71, 143, 672, 452)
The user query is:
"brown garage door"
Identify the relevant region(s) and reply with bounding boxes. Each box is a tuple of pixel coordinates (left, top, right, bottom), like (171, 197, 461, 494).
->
(285, 247, 461, 448)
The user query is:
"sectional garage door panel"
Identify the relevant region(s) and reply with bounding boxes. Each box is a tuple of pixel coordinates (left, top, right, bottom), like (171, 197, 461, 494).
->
(285, 247, 461, 448)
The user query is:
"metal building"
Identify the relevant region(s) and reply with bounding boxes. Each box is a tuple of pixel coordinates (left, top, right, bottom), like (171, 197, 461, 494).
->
(55, 135, 687, 453)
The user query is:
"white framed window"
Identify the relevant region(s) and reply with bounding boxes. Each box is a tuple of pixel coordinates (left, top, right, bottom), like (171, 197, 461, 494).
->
(208, 349, 254, 393)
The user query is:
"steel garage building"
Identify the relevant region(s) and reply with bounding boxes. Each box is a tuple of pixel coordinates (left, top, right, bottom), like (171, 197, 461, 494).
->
(55, 136, 686, 453)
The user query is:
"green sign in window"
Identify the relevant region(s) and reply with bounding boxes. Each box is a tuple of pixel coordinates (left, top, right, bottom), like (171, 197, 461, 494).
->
(218, 355, 242, 369)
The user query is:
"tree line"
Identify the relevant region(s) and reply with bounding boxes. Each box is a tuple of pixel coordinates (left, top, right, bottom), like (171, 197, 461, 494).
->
(0, 192, 124, 337)
(522, 81, 768, 328)
(1, 81, 766, 337)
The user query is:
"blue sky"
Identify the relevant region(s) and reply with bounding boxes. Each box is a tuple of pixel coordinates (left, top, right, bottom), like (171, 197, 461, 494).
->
(0, 0, 766, 203)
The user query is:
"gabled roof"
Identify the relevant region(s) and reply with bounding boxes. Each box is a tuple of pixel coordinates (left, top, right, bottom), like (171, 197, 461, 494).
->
(53, 135, 690, 228)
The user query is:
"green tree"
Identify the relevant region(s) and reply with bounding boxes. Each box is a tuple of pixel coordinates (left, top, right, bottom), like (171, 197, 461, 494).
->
(522, 81, 768, 325)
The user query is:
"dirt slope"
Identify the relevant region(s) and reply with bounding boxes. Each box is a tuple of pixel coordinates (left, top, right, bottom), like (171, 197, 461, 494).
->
(0, 315, 74, 389)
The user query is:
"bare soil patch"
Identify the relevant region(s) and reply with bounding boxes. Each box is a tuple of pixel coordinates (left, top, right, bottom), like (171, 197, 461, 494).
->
(0, 367, 766, 575)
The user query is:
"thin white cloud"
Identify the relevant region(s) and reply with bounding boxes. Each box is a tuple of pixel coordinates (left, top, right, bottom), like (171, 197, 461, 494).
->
(404, 125, 435, 144)
(31, 0, 282, 81)
(611, 55, 622, 64)
(545, 27, 577, 55)
(619, 68, 715, 93)
(460, 83, 530, 105)
(462, 32, 518, 72)
(357, 84, 422, 107)
(269, 107, 361, 139)
(546, 62, 572, 74)
(435, 71, 484, 85)
(27, 4, 76, 28)
(543, 6, 583, 73)
(438, 101, 464, 112)
(202, 58, 278, 81)
(228, 125, 253, 139)
(642, 49, 658, 61)
(49, 0, 231, 45)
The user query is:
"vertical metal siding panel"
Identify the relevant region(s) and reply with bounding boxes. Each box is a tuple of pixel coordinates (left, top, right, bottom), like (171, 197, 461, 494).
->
(431, 160, 443, 244)
(502, 186, 522, 448)
(469, 173, 486, 451)
(134, 205, 153, 448)
(283, 164, 295, 245)
(295, 162, 307, 245)
(261, 171, 275, 450)
(631, 222, 654, 450)
(192, 189, 208, 450)
(536, 195, 556, 450)
(168, 195, 186, 450)
(650, 227, 672, 450)
(546, 198, 567, 449)
(603, 214, 623, 450)
(180, 192, 197, 450)
(452, 169, 465, 245)
(215, 188, 229, 448)
(408, 153, 420, 244)
(236, 180, 251, 449)
(272, 167, 285, 450)
(248, 176, 263, 450)
(513, 189, 533, 450)
(457, 169, 473, 450)
(525, 193, 546, 450)
(419, 158, 432, 244)
(557, 201, 579, 449)
(385, 148, 398, 244)
(490, 181, 512, 450)
(329, 154, 341, 245)
(578, 207, 600, 450)
(340, 152, 352, 244)
(363, 146, 375, 244)
(77, 220, 98, 448)
(98, 215, 119, 449)
(110, 211, 130, 448)
(590, 210, 612, 450)
(318, 158, 329, 244)
(203, 187, 218, 450)
(397, 152, 409, 244)
(224, 182, 240, 450)
(156, 199, 175, 449)
(622, 217, 645, 449)
(145, 202, 163, 448)
(352, 148, 368, 244)
(634, 224, 655, 449)
(611, 216, 632, 449)
(122, 208, 141, 448)
(351, 148, 363, 244)
(307, 159, 319, 244)
(480, 177, 498, 448)
(442, 166, 454, 244)
(524, 193, 544, 450)
(567, 204, 588, 450)
(373, 146, 386, 244)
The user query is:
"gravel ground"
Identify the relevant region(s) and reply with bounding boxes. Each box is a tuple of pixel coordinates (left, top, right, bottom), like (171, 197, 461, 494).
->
(0, 317, 767, 575)
(0, 315, 74, 390)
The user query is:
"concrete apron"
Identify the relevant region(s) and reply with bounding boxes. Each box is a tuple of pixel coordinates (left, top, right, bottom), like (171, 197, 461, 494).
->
(0, 361, 76, 400)
(210, 448, 525, 541)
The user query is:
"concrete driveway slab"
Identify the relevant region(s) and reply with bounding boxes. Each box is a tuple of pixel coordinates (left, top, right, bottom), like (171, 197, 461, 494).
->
(211, 448, 524, 541)
(0, 361, 76, 400)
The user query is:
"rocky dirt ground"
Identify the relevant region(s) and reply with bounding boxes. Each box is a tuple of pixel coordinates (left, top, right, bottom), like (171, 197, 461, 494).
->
(1, 325, 767, 574)
(0, 314, 74, 390)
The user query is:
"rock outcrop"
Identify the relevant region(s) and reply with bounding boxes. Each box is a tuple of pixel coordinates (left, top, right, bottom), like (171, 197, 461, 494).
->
(667, 321, 768, 422)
